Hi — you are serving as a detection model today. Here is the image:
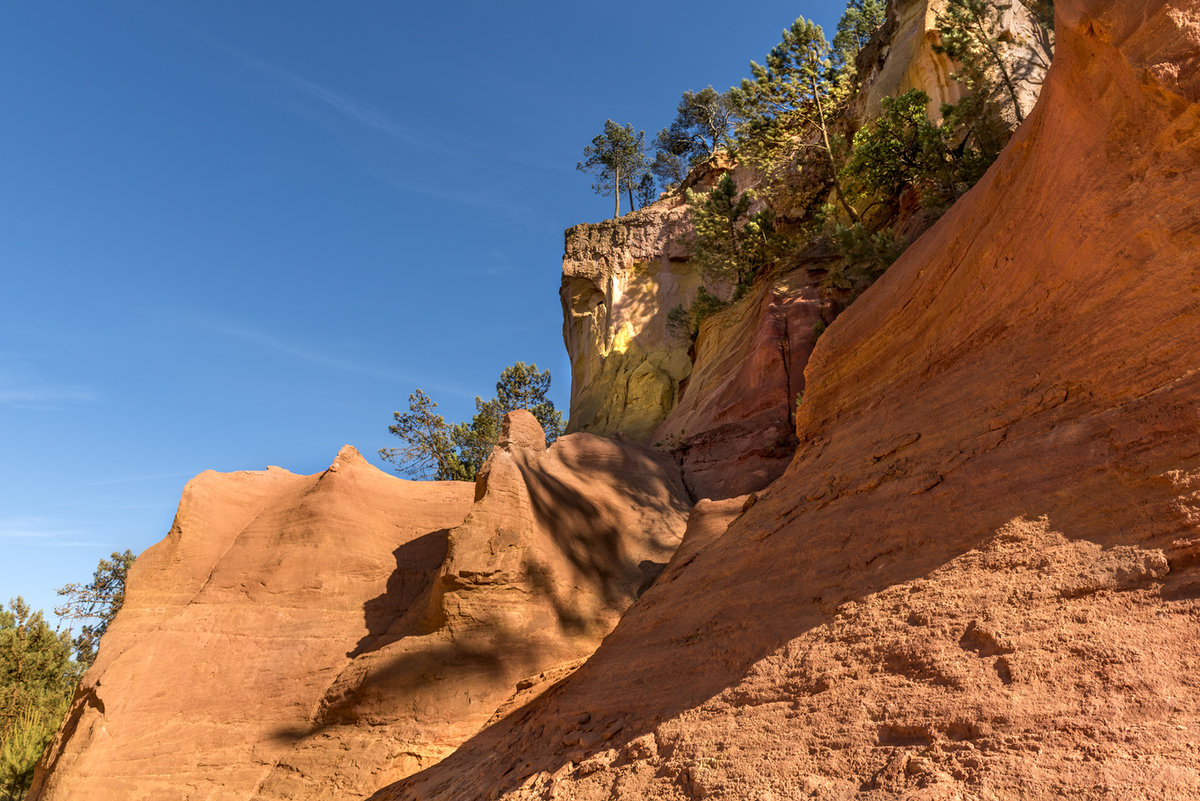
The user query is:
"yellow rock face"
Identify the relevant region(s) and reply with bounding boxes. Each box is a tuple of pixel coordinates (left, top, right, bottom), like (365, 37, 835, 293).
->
(855, 0, 1050, 123)
(560, 202, 705, 443)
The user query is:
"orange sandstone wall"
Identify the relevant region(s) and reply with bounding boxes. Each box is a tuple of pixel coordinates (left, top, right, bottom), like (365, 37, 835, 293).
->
(375, 2, 1200, 798)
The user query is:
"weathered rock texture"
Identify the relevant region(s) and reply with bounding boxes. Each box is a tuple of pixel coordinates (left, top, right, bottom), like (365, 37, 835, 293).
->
(651, 270, 823, 500)
(375, 1, 1200, 798)
(854, 0, 1050, 122)
(29, 419, 691, 801)
(560, 161, 745, 444)
(561, 0, 1049, 502)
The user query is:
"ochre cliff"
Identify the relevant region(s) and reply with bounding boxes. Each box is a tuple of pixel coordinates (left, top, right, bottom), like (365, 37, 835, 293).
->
(372, 1, 1200, 798)
(28, 415, 690, 801)
(559, 159, 752, 444)
(561, 0, 1049, 501)
(854, 0, 1050, 122)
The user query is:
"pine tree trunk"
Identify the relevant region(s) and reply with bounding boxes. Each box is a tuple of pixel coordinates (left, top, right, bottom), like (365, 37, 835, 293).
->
(614, 165, 621, 218)
(811, 77, 862, 225)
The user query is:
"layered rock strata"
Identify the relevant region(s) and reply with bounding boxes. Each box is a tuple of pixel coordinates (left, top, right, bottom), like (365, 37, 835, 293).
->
(375, 1, 1200, 798)
(29, 414, 691, 801)
(561, 0, 1050, 502)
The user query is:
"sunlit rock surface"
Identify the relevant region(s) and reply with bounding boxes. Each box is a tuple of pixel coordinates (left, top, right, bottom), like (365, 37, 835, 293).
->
(28, 418, 690, 800)
(373, 2, 1200, 797)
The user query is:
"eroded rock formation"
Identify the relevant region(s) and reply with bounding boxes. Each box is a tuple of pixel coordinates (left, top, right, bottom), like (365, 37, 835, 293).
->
(373, 1, 1200, 797)
(854, 0, 1050, 122)
(559, 158, 751, 444)
(29, 417, 690, 800)
(561, 0, 1049, 502)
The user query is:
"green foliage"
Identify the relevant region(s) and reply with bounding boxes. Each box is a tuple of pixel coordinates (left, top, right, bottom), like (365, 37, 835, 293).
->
(380, 389, 467, 481)
(666, 286, 730, 342)
(449, 397, 502, 481)
(932, 0, 1018, 192)
(55, 550, 135, 668)
(841, 89, 960, 214)
(833, 0, 887, 65)
(733, 17, 840, 120)
(826, 222, 904, 291)
(1, 701, 65, 801)
(731, 16, 861, 223)
(0, 598, 80, 801)
(685, 172, 775, 290)
(635, 172, 657, 208)
(652, 87, 740, 188)
(935, 0, 1026, 126)
(577, 120, 650, 217)
(650, 150, 689, 190)
(491, 362, 564, 442)
(381, 363, 563, 482)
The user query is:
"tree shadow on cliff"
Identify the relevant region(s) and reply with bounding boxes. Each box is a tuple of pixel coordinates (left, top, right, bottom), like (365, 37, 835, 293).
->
(368, 395, 1200, 800)
(347, 528, 452, 659)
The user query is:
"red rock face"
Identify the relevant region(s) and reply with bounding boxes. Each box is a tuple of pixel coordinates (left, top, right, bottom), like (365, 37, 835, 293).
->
(373, 3, 1200, 798)
(653, 272, 824, 501)
(28, 422, 691, 801)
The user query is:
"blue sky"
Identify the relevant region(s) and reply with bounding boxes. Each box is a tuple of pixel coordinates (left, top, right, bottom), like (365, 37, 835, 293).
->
(1, 1, 847, 627)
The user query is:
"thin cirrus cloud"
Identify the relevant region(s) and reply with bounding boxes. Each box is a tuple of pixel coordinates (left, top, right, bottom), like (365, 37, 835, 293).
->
(189, 314, 474, 399)
(194, 31, 457, 157)
(0, 516, 95, 547)
(0, 372, 95, 409)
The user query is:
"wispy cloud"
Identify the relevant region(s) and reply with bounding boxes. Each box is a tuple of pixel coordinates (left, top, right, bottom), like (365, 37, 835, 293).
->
(0, 359, 96, 409)
(0, 517, 92, 547)
(195, 32, 456, 156)
(373, 172, 533, 216)
(82, 472, 192, 488)
(0, 385, 95, 407)
(184, 314, 474, 399)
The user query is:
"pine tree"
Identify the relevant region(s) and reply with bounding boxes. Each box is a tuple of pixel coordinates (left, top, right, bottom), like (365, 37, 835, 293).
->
(936, 0, 1026, 125)
(833, 0, 887, 65)
(382, 364, 563, 483)
(732, 18, 862, 223)
(55, 550, 135, 668)
(686, 172, 774, 290)
(492, 362, 563, 442)
(0, 599, 80, 801)
(577, 121, 650, 217)
(379, 390, 468, 481)
(653, 87, 740, 185)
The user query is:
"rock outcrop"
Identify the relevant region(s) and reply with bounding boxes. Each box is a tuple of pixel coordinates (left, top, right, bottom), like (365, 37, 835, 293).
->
(651, 269, 823, 500)
(560, 167, 723, 444)
(561, 0, 1050, 502)
(854, 0, 1050, 122)
(29, 420, 691, 801)
(372, 1, 1200, 797)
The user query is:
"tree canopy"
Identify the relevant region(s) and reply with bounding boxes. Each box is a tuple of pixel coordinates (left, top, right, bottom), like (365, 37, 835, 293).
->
(381, 362, 563, 482)
(652, 87, 740, 188)
(55, 549, 135, 668)
(732, 17, 861, 223)
(935, 0, 1027, 126)
(0, 598, 81, 800)
(832, 0, 887, 65)
(577, 120, 649, 218)
(685, 172, 775, 291)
